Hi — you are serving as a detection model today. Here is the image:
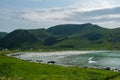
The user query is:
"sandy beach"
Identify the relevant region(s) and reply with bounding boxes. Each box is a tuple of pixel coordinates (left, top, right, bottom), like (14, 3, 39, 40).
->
(16, 50, 106, 57)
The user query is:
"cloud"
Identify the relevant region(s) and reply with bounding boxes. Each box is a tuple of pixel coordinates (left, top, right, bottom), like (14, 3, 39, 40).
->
(21, 7, 120, 23)
(72, 0, 120, 11)
(17, 6, 120, 29)
(1, 0, 120, 32)
(31, 0, 46, 1)
(66, 7, 120, 22)
(21, 8, 76, 22)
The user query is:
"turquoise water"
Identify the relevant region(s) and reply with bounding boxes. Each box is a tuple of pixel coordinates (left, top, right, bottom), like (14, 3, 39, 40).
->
(9, 51, 120, 69)
(57, 51, 120, 69)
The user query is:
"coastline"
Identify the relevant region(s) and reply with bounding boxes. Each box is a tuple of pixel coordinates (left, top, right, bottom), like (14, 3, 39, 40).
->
(6, 50, 120, 72)
(8, 50, 108, 57)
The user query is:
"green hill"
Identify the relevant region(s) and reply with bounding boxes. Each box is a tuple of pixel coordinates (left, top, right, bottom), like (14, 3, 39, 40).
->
(0, 23, 120, 50)
(0, 32, 7, 39)
(0, 29, 54, 49)
(47, 23, 120, 50)
(0, 51, 120, 80)
(47, 23, 103, 36)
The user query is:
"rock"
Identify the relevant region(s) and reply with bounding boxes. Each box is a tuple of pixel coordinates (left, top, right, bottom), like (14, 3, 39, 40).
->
(104, 67, 111, 70)
(47, 61, 56, 64)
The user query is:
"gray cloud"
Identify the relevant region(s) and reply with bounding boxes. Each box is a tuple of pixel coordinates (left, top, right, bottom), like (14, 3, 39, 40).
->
(64, 7, 120, 23)
(1, 6, 120, 32)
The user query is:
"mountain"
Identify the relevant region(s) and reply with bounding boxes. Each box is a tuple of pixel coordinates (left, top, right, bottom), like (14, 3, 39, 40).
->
(47, 23, 103, 36)
(0, 23, 120, 50)
(0, 29, 54, 49)
(0, 32, 7, 39)
(47, 23, 111, 49)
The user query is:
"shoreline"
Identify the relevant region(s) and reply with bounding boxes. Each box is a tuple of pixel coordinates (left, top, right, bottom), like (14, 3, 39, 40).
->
(7, 50, 109, 57)
(7, 50, 120, 72)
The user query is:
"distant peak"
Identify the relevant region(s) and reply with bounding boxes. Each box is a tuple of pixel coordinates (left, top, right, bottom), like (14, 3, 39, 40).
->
(83, 23, 93, 25)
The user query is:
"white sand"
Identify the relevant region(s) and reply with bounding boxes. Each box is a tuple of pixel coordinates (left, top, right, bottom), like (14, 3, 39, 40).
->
(18, 50, 107, 57)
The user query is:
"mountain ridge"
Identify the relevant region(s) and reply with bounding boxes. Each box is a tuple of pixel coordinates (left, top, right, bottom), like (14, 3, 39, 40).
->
(0, 32, 7, 39)
(0, 23, 120, 50)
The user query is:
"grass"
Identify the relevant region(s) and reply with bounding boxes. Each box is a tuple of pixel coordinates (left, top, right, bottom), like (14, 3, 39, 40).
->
(0, 50, 120, 80)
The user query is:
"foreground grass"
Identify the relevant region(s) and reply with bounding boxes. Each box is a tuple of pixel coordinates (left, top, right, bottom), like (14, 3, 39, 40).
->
(0, 50, 120, 80)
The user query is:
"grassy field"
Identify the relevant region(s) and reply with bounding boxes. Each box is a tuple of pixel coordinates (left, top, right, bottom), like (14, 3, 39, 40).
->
(0, 50, 120, 80)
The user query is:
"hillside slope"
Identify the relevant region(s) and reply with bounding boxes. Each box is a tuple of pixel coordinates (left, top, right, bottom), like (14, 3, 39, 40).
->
(0, 32, 7, 39)
(0, 29, 54, 49)
(0, 23, 120, 50)
(0, 51, 120, 80)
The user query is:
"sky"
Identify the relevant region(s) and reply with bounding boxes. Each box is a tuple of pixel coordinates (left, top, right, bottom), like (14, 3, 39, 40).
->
(0, 0, 120, 32)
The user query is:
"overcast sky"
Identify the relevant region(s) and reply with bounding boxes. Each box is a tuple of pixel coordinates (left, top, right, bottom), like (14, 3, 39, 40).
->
(0, 0, 120, 32)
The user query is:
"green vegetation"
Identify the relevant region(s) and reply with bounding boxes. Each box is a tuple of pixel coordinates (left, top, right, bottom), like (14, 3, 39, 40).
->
(0, 32, 7, 39)
(0, 23, 120, 50)
(0, 29, 54, 50)
(0, 23, 120, 80)
(0, 50, 120, 80)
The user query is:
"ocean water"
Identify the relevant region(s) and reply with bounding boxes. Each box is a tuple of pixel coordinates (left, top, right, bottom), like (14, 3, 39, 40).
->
(57, 51, 120, 69)
(8, 51, 120, 69)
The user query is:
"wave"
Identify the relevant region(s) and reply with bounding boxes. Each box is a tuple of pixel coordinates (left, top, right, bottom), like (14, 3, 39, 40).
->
(88, 57, 96, 63)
